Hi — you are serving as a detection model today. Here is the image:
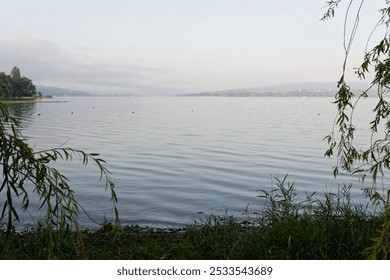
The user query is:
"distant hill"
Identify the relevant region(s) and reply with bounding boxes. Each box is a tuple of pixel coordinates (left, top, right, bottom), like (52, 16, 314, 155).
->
(181, 82, 372, 97)
(36, 85, 94, 97)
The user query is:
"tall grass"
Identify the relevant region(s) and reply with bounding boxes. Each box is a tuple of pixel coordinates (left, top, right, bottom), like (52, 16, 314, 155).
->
(1, 176, 389, 259)
(254, 176, 382, 259)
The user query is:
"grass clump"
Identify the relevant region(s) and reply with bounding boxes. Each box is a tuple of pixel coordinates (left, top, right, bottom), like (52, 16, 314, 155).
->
(1, 176, 389, 260)
(254, 176, 383, 259)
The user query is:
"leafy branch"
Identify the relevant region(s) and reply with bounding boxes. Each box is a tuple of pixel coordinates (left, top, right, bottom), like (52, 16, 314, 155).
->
(322, 0, 390, 259)
(0, 102, 119, 235)
(322, 0, 390, 184)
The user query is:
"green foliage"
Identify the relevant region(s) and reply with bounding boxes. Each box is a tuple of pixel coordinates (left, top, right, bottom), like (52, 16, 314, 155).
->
(322, 0, 390, 259)
(320, 1, 342, 21)
(322, 0, 390, 184)
(0, 67, 38, 98)
(0, 102, 119, 236)
(255, 176, 376, 259)
(257, 175, 309, 224)
(362, 188, 390, 259)
(10, 66, 21, 79)
(0, 72, 13, 99)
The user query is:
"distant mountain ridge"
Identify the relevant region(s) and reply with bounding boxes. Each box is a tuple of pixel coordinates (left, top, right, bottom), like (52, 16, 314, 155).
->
(181, 82, 372, 97)
(36, 85, 94, 97)
(36, 82, 373, 97)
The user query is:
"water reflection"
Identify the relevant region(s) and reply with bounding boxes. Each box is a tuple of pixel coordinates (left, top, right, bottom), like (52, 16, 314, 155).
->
(5, 102, 37, 127)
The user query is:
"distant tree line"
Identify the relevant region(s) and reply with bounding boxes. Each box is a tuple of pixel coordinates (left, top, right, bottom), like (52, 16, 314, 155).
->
(0, 66, 40, 99)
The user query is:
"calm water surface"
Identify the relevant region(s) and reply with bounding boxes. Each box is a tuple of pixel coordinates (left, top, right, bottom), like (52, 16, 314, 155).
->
(5, 96, 382, 228)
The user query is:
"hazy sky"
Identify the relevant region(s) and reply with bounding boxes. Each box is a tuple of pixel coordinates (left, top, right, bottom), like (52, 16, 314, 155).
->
(0, 0, 385, 95)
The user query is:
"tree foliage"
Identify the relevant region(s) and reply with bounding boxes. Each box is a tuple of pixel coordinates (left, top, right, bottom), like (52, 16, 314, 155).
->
(0, 67, 38, 98)
(0, 72, 13, 99)
(322, 0, 390, 259)
(323, 0, 390, 184)
(10, 66, 21, 79)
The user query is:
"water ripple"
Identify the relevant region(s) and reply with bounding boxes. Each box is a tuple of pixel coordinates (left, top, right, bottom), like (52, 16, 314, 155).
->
(10, 96, 380, 228)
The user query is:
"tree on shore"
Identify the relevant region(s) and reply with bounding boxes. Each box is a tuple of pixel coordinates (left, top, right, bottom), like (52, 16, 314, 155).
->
(0, 72, 13, 99)
(10, 66, 21, 79)
(0, 66, 38, 98)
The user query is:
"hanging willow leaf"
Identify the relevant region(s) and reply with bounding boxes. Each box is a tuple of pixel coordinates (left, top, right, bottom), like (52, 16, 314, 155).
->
(0, 102, 120, 236)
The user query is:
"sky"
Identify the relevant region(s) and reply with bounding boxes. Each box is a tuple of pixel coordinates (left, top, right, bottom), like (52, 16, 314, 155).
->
(0, 0, 386, 95)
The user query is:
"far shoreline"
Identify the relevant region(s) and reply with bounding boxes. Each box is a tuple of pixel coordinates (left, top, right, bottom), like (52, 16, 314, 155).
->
(0, 96, 53, 104)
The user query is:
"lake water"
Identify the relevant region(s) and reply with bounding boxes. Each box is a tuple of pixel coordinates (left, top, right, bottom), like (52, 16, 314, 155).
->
(3, 96, 384, 228)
